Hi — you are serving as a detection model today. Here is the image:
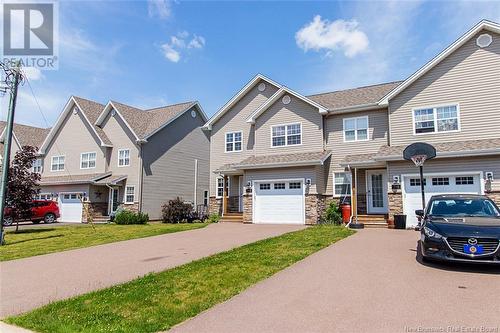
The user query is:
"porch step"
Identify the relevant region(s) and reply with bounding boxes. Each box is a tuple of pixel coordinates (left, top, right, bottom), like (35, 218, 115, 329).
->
(92, 216, 111, 222)
(220, 213, 243, 223)
(355, 215, 388, 228)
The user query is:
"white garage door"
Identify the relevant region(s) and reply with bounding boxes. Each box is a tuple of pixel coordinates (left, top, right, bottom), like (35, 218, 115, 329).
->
(58, 193, 83, 223)
(403, 174, 482, 228)
(254, 180, 304, 224)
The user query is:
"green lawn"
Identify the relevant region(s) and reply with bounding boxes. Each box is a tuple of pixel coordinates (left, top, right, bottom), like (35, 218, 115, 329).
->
(0, 223, 208, 261)
(6, 225, 354, 333)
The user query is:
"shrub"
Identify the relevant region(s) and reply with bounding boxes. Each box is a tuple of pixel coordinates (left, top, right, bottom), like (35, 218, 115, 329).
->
(205, 213, 220, 224)
(321, 200, 342, 225)
(162, 197, 193, 223)
(114, 210, 149, 225)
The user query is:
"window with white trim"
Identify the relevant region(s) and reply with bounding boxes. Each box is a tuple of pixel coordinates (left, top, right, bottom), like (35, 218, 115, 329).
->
(259, 183, 271, 190)
(216, 178, 224, 198)
(274, 183, 286, 190)
(118, 149, 130, 166)
(409, 178, 426, 186)
(414, 104, 459, 134)
(80, 152, 96, 169)
(432, 177, 450, 186)
(125, 186, 135, 204)
(343, 116, 368, 142)
(32, 158, 42, 173)
(289, 182, 301, 189)
(51, 156, 65, 171)
(334, 172, 351, 196)
(225, 132, 242, 152)
(271, 123, 301, 147)
(456, 176, 474, 185)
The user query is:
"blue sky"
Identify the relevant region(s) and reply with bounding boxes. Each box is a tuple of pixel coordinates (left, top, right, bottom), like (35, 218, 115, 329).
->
(2, 0, 500, 128)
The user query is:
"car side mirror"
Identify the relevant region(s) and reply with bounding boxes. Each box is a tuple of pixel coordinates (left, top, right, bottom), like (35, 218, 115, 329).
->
(415, 209, 424, 217)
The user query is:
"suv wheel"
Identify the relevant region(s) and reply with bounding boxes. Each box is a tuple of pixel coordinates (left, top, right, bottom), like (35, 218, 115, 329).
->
(3, 216, 13, 226)
(44, 213, 56, 224)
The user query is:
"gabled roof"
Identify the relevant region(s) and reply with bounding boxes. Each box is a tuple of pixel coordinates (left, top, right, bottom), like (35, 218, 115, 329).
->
(308, 81, 402, 113)
(95, 100, 206, 141)
(202, 74, 281, 130)
(233, 150, 332, 169)
(0, 121, 50, 149)
(39, 96, 113, 154)
(246, 86, 328, 124)
(379, 20, 500, 104)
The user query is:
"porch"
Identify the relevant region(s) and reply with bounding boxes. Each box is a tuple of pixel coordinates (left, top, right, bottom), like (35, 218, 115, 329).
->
(218, 174, 245, 223)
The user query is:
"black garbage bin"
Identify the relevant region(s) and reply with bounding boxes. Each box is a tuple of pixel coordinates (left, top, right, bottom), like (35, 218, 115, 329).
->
(394, 214, 407, 229)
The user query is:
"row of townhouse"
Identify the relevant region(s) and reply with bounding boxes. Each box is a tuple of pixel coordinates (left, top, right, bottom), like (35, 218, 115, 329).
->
(204, 20, 500, 228)
(1, 96, 209, 222)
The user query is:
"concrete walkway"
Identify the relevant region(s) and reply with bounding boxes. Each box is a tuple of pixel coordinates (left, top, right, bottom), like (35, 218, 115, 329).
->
(171, 229, 500, 333)
(0, 223, 304, 318)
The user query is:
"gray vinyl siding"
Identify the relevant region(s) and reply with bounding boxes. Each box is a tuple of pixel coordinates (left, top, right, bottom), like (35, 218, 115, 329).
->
(100, 111, 141, 204)
(141, 107, 210, 220)
(389, 30, 500, 146)
(387, 156, 500, 192)
(244, 166, 319, 194)
(41, 104, 106, 178)
(324, 109, 389, 195)
(209, 79, 279, 195)
(254, 96, 324, 155)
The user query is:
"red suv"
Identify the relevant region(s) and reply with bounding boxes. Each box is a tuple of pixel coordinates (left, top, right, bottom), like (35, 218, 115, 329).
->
(3, 200, 60, 226)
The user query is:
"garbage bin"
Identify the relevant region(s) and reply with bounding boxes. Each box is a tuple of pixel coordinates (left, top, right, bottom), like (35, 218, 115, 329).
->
(340, 204, 351, 224)
(394, 214, 407, 229)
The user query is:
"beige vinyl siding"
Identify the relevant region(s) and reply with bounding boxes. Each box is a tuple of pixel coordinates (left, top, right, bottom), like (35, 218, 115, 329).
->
(209, 79, 279, 195)
(387, 156, 500, 192)
(100, 111, 141, 203)
(244, 166, 319, 194)
(324, 109, 389, 195)
(41, 104, 106, 178)
(141, 107, 209, 219)
(254, 96, 323, 155)
(389, 30, 500, 146)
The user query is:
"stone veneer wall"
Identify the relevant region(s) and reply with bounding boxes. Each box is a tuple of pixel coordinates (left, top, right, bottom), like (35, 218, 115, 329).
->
(82, 202, 110, 222)
(209, 197, 222, 215)
(486, 191, 500, 207)
(242, 193, 252, 223)
(305, 194, 326, 225)
(388, 192, 403, 221)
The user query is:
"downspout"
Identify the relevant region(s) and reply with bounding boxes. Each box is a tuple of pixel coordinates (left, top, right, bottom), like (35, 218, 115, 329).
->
(138, 144, 144, 213)
(194, 159, 198, 207)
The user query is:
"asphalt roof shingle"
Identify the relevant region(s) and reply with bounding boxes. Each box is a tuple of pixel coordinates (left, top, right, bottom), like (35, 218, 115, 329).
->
(73, 96, 113, 146)
(0, 121, 50, 149)
(234, 151, 331, 169)
(308, 81, 402, 111)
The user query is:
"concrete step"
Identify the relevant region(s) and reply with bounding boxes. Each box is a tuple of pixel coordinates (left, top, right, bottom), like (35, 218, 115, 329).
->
(363, 222, 389, 228)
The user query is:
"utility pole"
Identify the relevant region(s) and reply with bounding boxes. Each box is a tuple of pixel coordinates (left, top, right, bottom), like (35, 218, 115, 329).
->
(0, 62, 22, 245)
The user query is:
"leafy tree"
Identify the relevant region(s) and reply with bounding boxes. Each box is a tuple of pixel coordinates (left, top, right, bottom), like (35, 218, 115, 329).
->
(6, 146, 40, 232)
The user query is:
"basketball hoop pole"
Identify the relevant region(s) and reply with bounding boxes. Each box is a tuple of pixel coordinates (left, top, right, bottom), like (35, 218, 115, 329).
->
(419, 165, 425, 212)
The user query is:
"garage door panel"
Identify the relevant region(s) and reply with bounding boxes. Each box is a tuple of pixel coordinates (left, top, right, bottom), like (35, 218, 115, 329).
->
(59, 193, 83, 223)
(403, 174, 481, 228)
(254, 181, 304, 224)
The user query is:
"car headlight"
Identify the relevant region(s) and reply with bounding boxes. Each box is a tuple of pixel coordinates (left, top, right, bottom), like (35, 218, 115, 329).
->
(423, 226, 443, 239)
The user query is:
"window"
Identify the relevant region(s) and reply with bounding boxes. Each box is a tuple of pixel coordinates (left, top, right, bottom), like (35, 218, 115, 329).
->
(274, 183, 285, 190)
(80, 152, 96, 169)
(63, 193, 78, 200)
(36, 193, 52, 200)
(289, 182, 301, 189)
(271, 123, 301, 147)
(203, 190, 209, 206)
(225, 131, 242, 152)
(456, 176, 474, 185)
(32, 158, 42, 173)
(216, 178, 224, 198)
(118, 149, 130, 166)
(259, 183, 271, 190)
(334, 172, 351, 196)
(432, 177, 450, 186)
(410, 178, 427, 187)
(51, 156, 65, 171)
(414, 104, 459, 134)
(125, 186, 135, 204)
(343, 117, 368, 142)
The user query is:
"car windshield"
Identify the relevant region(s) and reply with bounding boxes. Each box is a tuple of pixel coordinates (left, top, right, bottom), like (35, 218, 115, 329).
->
(428, 198, 500, 217)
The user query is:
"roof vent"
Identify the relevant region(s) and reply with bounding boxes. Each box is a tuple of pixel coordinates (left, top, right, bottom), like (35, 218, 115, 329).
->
(191, 110, 197, 118)
(258, 82, 266, 92)
(73, 107, 78, 115)
(111, 109, 116, 116)
(282, 95, 291, 105)
(476, 33, 492, 48)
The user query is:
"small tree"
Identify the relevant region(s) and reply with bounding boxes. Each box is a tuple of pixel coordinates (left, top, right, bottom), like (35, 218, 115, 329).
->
(6, 146, 40, 232)
(322, 200, 342, 225)
(162, 197, 193, 223)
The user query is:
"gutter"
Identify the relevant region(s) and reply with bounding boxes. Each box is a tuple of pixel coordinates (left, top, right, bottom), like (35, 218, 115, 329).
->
(376, 148, 500, 162)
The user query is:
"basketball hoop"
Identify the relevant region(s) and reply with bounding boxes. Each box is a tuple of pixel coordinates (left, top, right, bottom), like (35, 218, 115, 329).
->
(410, 154, 427, 167)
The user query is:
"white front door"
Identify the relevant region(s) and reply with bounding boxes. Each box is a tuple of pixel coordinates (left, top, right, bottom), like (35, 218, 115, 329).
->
(366, 170, 388, 214)
(254, 180, 304, 224)
(58, 193, 83, 223)
(109, 188, 120, 214)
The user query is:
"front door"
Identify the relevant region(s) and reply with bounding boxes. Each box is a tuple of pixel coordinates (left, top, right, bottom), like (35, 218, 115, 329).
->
(238, 176, 243, 212)
(366, 170, 388, 214)
(110, 188, 120, 214)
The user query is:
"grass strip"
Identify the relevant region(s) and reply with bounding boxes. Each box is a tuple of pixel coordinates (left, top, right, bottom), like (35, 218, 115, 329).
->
(0, 223, 208, 261)
(6, 225, 354, 333)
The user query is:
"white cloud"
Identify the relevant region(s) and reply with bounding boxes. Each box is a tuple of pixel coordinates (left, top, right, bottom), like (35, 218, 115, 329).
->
(160, 32, 205, 63)
(147, 0, 172, 19)
(295, 16, 369, 58)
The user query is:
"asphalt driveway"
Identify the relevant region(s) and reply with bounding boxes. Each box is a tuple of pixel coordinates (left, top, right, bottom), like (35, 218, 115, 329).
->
(171, 228, 500, 333)
(0, 223, 304, 318)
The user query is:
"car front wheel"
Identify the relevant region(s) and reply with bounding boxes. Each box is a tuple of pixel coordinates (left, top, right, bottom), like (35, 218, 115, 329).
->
(3, 216, 13, 226)
(44, 213, 56, 224)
